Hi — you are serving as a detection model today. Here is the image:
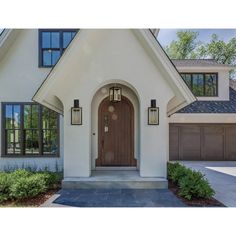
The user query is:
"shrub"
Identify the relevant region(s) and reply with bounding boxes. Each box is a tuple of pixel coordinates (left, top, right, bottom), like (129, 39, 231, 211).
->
(40, 171, 62, 189)
(0, 169, 62, 203)
(9, 169, 32, 179)
(167, 162, 215, 200)
(0, 172, 11, 203)
(10, 174, 47, 200)
(179, 171, 215, 200)
(167, 162, 191, 185)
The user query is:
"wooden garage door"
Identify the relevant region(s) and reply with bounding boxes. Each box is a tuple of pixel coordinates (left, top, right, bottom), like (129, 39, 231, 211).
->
(169, 124, 236, 161)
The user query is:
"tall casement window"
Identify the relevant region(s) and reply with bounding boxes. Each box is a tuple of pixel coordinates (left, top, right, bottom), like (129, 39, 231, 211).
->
(181, 73, 218, 97)
(2, 103, 59, 157)
(39, 29, 78, 67)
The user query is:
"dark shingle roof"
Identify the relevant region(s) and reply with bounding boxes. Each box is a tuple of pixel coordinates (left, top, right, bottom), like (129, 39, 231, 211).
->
(172, 59, 232, 68)
(178, 88, 236, 113)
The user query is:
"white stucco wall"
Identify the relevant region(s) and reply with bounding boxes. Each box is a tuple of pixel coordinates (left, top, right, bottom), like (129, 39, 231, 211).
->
(170, 113, 236, 123)
(0, 29, 63, 171)
(43, 29, 175, 178)
(177, 67, 230, 101)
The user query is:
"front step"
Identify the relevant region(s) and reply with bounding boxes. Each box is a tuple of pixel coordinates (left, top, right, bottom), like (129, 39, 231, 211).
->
(62, 170, 168, 189)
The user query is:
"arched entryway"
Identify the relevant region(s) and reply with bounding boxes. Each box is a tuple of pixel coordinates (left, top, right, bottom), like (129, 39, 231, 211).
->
(96, 95, 136, 166)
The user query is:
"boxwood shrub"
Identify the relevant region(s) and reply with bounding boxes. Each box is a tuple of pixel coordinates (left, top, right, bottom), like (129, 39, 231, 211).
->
(0, 169, 62, 203)
(167, 162, 215, 200)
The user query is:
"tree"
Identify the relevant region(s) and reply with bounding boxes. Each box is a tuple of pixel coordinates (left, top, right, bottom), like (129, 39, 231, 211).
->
(198, 33, 236, 65)
(165, 30, 200, 59)
(164, 30, 236, 79)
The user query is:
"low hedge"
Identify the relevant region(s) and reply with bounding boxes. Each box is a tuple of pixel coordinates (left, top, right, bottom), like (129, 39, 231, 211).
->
(167, 162, 215, 200)
(0, 169, 62, 203)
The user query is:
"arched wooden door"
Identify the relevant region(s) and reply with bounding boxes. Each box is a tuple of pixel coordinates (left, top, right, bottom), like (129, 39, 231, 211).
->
(96, 96, 136, 166)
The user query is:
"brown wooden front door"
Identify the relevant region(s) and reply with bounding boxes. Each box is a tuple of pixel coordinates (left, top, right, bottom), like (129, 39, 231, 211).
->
(96, 96, 136, 166)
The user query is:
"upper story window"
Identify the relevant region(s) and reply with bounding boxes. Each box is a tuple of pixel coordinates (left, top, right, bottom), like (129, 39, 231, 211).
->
(181, 73, 218, 97)
(2, 103, 59, 157)
(39, 29, 78, 67)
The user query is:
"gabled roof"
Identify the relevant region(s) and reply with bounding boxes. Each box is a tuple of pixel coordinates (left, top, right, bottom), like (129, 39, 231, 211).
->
(178, 87, 236, 113)
(33, 29, 196, 115)
(0, 29, 20, 62)
(172, 59, 234, 69)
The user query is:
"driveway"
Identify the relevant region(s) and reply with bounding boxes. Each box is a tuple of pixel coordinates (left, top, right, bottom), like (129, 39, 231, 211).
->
(181, 161, 236, 207)
(41, 189, 186, 207)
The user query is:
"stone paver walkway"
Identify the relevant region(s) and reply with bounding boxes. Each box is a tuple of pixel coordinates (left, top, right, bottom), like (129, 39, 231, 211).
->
(41, 189, 186, 207)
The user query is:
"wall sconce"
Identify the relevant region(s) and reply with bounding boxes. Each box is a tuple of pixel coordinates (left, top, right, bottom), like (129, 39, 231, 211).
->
(71, 99, 82, 125)
(109, 86, 122, 102)
(148, 99, 159, 125)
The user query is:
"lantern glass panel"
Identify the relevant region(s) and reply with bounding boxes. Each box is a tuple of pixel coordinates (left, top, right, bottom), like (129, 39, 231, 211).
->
(71, 108, 82, 125)
(148, 107, 159, 125)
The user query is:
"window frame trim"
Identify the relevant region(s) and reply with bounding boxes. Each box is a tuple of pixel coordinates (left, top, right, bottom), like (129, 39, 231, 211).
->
(1, 102, 60, 158)
(181, 72, 218, 97)
(38, 29, 78, 68)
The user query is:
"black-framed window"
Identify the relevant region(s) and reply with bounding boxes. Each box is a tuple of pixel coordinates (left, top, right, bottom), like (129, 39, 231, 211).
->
(39, 29, 78, 67)
(181, 73, 218, 97)
(2, 103, 59, 157)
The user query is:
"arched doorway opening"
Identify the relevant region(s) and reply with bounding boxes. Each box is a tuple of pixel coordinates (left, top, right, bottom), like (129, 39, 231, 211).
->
(96, 95, 136, 166)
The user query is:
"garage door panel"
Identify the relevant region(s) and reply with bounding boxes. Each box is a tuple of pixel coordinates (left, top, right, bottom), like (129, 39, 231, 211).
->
(225, 127, 236, 160)
(169, 124, 236, 161)
(180, 126, 201, 160)
(169, 126, 179, 161)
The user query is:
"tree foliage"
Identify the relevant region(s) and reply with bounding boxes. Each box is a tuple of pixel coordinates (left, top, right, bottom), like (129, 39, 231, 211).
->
(165, 30, 200, 59)
(164, 30, 236, 78)
(198, 34, 236, 65)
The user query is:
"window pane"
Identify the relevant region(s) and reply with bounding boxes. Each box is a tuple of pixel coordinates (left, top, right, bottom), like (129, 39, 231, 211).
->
(14, 130, 21, 154)
(42, 107, 50, 129)
(72, 32, 76, 38)
(6, 130, 14, 154)
(43, 50, 52, 66)
(49, 111, 58, 128)
(24, 105, 31, 129)
(51, 32, 60, 48)
(52, 50, 60, 65)
(25, 130, 39, 154)
(205, 74, 217, 96)
(42, 32, 51, 48)
(181, 74, 191, 88)
(63, 32, 72, 48)
(43, 130, 58, 155)
(5, 105, 12, 129)
(192, 74, 204, 96)
(13, 105, 21, 129)
(31, 105, 39, 128)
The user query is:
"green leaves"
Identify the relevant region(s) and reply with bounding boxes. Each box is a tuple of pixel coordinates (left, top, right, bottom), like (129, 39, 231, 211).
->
(165, 30, 200, 59)
(164, 30, 236, 78)
(167, 162, 215, 200)
(0, 170, 62, 203)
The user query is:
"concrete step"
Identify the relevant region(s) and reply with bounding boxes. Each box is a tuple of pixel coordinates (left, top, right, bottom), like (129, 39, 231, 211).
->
(62, 170, 168, 189)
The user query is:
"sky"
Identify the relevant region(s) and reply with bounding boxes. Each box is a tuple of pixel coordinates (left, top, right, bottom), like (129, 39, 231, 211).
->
(158, 29, 236, 47)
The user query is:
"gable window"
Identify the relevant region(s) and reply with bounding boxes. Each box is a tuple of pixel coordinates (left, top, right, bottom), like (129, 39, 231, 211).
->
(39, 29, 78, 67)
(181, 73, 218, 96)
(2, 103, 59, 157)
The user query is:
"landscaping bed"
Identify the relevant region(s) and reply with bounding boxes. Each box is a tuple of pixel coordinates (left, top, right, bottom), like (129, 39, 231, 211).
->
(167, 162, 225, 207)
(0, 189, 59, 207)
(0, 169, 62, 207)
(168, 181, 225, 207)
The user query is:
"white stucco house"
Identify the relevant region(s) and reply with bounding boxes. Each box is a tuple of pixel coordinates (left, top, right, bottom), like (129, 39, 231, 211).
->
(0, 29, 235, 188)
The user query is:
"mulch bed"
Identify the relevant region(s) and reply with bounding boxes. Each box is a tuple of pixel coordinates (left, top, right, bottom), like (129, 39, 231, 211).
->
(168, 181, 225, 207)
(0, 189, 59, 207)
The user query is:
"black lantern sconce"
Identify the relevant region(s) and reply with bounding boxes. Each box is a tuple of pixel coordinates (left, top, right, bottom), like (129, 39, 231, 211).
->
(109, 86, 122, 102)
(148, 99, 159, 125)
(71, 99, 82, 125)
